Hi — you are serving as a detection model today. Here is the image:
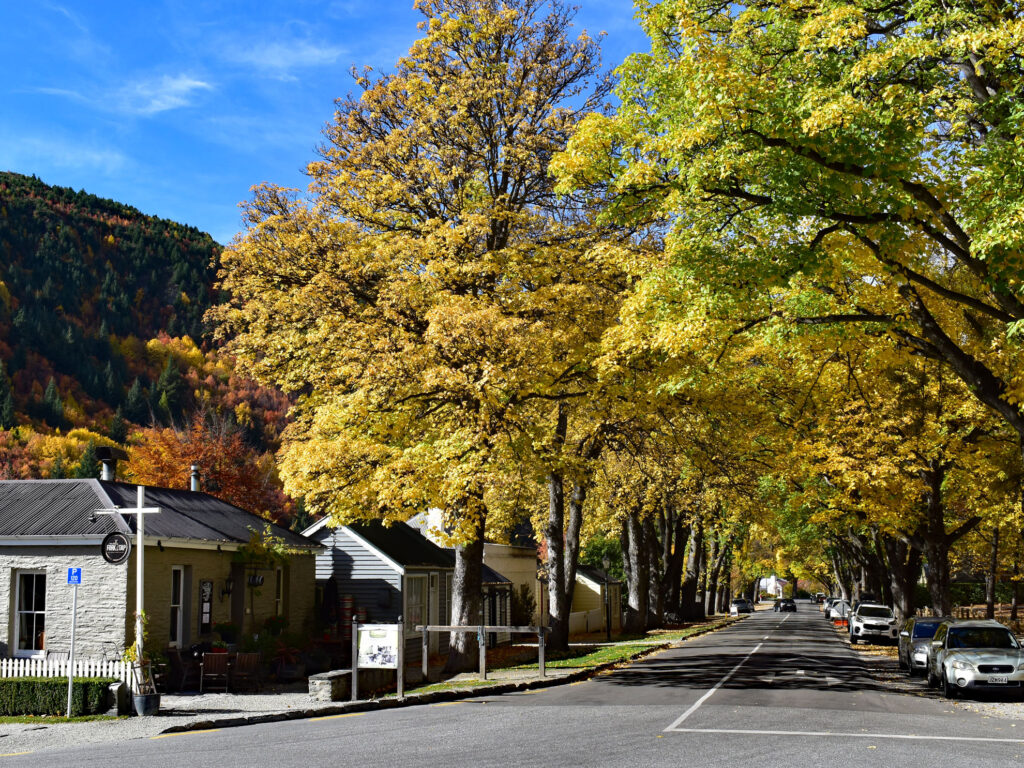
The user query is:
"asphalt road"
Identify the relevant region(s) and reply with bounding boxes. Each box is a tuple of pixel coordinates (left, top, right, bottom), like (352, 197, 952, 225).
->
(9, 605, 1024, 767)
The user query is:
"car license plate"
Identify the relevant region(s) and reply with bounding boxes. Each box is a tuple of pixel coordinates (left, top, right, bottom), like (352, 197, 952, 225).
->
(989, 676, 1009, 684)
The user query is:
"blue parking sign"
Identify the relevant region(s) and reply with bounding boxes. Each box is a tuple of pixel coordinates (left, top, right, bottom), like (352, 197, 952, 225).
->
(67, 568, 82, 585)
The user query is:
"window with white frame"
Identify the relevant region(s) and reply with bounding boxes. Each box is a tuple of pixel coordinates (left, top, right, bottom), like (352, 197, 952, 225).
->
(15, 570, 46, 657)
(169, 566, 184, 647)
(405, 575, 426, 634)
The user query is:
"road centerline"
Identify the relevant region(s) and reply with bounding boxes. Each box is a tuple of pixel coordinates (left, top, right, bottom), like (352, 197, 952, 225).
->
(663, 640, 764, 731)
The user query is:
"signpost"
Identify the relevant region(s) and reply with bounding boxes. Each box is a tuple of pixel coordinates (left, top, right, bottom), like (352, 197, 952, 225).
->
(93, 486, 160, 690)
(66, 568, 82, 718)
(351, 618, 404, 701)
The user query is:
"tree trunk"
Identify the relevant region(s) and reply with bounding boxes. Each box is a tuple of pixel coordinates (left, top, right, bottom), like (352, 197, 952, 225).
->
(986, 525, 1000, 619)
(664, 517, 691, 616)
(645, 516, 665, 627)
(444, 515, 485, 672)
(624, 510, 649, 634)
(545, 404, 570, 651)
(564, 480, 585, 626)
(883, 536, 921, 623)
(1012, 557, 1020, 622)
(679, 522, 705, 621)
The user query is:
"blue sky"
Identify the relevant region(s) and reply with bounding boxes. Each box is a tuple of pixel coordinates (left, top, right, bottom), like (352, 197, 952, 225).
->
(1, 1, 649, 245)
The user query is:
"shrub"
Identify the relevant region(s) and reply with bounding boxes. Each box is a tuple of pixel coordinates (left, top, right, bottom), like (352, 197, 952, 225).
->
(0, 677, 115, 716)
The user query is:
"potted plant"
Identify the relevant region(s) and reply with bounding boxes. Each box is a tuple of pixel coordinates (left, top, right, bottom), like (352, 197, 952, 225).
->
(213, 621, 240, 644)
(124, 611, 160, 716)
(264, 615, 288, 637)
(272, 640, 305, 682)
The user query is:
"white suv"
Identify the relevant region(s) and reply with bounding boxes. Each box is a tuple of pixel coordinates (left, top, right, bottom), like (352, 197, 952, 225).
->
(849, 604, 899, 645)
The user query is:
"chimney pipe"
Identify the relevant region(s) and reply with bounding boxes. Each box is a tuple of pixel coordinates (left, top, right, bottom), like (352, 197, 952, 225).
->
(190, 464, 200, 492)
(95, 446, 128, 482)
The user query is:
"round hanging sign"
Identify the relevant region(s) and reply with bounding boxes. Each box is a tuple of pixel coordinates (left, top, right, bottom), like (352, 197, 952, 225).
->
(101, 531, 132, 565)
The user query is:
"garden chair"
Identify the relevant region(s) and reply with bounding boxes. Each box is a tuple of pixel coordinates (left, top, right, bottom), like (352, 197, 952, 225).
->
(167, 647, 200, 691)
(200, 652, 230, 692)
(230, 652, 262, 692)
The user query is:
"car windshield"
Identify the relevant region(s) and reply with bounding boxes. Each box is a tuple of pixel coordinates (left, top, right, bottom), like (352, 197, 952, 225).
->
(858, 607, 893, 618)
(912, 622, 941, 639)
(947, 628, 1018, 649)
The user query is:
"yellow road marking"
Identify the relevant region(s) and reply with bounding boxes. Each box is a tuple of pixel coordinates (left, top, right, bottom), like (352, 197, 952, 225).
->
(311, 712, 366, 722)
(432, 702, 462, 707)
(151, 729, 221, 739)
(0, 752, 32, 757)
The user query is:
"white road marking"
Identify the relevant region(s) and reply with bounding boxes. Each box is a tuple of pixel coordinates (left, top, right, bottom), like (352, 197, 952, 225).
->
(663, 642, 763, 732)
(667, 727, 1024, 744)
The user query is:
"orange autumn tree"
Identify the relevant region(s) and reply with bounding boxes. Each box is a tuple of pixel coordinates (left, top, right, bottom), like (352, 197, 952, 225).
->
(126, 413, 290, 524)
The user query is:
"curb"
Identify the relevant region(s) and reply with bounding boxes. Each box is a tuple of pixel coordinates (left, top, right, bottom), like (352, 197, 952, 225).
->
(159, 616, 743, 734)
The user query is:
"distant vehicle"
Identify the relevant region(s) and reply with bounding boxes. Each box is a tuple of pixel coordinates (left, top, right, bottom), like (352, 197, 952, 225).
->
(823, 597, 839, 618)
(926, 619, 1024, 699)
(815, 593, 826, 604)
(778, 598, 797, 613)
(899, 616, 953, 676)
(729, 598, 754, 616)
(849, 604, 898, 644)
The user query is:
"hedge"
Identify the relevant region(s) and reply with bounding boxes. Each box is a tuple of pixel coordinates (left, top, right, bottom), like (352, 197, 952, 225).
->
(0, 677, 116, 716)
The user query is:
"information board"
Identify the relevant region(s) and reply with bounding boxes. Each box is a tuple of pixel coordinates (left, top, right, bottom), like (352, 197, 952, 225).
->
(357, 624, 399, 669)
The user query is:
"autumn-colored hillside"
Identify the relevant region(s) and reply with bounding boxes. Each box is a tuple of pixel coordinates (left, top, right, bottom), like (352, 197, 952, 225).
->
(0, 172, 298, 525)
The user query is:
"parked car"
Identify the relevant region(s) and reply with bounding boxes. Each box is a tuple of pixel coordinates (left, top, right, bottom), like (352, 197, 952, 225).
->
(729, 598, 753, 615)
(849, 603, 899, 644)
(898, 616, 953, 676)
(926, 619, 1024, 698)
(823, 597, 838, 618)
(828, 599, 851, 620)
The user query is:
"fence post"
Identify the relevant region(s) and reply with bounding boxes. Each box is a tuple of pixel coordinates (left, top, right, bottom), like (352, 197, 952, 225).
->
(422, 628, 429, 682)
(538, 628, 545, 677)
(397, 616, 404, 701)
(478, 624, 486, 681)
(351, 616, 359, 702)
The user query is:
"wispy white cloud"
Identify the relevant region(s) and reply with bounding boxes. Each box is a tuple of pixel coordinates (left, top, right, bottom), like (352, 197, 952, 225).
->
(34, 74, 214, 116)
(218, 37, 345, 79)
(116, 74, 214, 115)
(0, 133, 129, 175)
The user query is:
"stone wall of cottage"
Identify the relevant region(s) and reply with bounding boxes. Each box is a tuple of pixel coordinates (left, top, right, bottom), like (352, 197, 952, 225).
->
(0, 545, 128, 659)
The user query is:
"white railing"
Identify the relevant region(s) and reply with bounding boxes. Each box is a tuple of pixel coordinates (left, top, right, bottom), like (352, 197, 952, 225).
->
(0, 657, 131, 684)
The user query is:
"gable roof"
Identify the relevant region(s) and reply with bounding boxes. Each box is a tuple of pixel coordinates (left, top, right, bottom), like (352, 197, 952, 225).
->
(576, 564, 620, 587)
(306, 518, 454, 570)
(481, 563, 511, 585)
(0, 479, 316, 549)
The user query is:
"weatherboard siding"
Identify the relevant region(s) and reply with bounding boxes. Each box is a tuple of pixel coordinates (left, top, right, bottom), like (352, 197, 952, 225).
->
(316, 530, 402, 623)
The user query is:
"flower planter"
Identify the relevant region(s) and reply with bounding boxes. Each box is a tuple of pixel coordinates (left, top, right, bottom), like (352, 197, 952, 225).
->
(133, 693, 161, 716)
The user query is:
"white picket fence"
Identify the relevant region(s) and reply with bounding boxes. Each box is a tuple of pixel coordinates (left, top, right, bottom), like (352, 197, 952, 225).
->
(0, 657, 131, 684)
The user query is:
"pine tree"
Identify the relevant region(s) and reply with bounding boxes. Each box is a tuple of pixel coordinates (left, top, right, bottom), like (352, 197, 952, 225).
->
(155, 356, 184, 420)
(42, 377, 64, 427)
(123, 378, 147, 423)
(109, 408, 127, 444)
(49, 455, 66, 479)
(0, 391, 14, 430)
(73, 440, 100, 479)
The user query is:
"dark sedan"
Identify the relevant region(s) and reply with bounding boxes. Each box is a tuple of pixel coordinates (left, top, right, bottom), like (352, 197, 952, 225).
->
(778, 599, 797, 613)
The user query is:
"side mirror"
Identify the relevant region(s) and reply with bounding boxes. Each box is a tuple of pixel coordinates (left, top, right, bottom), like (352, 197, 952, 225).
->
(931, 640, 943, 647)
(899, 631, 910, 638)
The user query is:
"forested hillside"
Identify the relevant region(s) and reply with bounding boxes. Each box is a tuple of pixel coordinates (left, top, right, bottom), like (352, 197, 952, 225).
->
(0, 172, 296, 524)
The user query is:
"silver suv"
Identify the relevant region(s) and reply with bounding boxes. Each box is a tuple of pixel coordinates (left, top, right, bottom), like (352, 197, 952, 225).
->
(926, 619, 1024, 698)
(849, 603, 898, 644)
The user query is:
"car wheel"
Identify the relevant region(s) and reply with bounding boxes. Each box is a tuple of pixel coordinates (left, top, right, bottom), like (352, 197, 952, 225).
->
(926, 666, 938, 688)
(941, 669, 957, 699)
(897, 652, 906, 670)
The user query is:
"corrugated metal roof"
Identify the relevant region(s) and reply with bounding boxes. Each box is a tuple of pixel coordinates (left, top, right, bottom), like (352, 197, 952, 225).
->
(0, 480, 315, 548)
(0, 480, 126, 536)
(481, 563, 511, 585)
